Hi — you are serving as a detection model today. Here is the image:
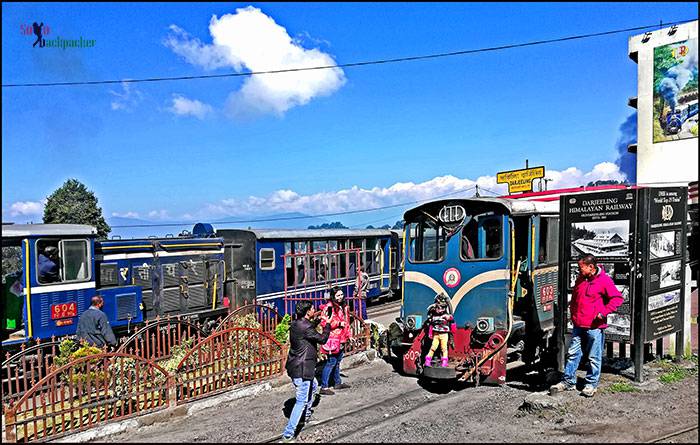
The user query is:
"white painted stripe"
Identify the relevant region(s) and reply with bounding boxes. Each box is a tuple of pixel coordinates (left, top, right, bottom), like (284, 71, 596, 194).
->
(98, 248, 224, 260)
(31, 281, 96, 294)
(450, 269, 510, 310)
(404, 271, 447, 298)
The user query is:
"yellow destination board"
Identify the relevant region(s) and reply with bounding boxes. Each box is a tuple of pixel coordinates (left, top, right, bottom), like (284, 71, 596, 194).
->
(497, 166, 545, 193)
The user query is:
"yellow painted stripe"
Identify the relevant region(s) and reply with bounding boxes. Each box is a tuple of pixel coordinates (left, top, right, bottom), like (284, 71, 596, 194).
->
(450, 269, 511, 311)
(511, 223, 515, 288)
(531, 222, 536, 272)
(212, 273, 218, 310)
(401, 227, 407, 308)
(24, 239, 33, 339)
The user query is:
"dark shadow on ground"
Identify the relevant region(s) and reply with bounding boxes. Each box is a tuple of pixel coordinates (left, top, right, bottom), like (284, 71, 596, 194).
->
(282, 393, 321, 419)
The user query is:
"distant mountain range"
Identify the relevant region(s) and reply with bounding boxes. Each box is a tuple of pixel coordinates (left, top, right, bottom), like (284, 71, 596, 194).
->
(107, 212, 330, 240)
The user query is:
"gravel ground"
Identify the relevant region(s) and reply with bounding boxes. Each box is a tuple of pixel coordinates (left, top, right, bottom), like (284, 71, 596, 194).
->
(96, 355, 698, 443)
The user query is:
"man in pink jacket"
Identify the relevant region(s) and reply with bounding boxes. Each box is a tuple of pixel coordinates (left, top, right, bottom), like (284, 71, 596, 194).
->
(550, 254, 624, 397)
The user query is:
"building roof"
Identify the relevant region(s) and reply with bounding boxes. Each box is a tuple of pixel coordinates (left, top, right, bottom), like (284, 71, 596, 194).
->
(2, 224, 97, 238)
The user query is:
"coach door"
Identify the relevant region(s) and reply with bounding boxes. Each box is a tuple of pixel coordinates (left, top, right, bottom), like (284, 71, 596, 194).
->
(224, 243, 254, 309)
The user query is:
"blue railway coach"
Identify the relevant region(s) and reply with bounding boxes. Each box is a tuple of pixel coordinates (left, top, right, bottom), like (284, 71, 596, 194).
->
(1, 223, 225, 349)
(210, 227, 396, 317)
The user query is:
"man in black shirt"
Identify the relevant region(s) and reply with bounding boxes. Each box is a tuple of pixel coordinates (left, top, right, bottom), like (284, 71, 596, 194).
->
(282, 300, 331, 442)
(76, 295, 117, 348)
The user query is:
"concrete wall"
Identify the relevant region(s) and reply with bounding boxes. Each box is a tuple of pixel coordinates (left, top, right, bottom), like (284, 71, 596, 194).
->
(629, 21, 698, 186)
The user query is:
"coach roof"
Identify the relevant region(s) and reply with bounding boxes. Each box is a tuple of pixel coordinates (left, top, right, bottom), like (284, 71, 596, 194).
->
(404, 197, 559, 220)
(215, 228, 393, 240)
(2, 223, 97, 238)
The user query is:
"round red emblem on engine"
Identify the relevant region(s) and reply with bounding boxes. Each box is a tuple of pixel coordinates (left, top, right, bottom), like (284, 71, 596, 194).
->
(443, 268, 461, 288)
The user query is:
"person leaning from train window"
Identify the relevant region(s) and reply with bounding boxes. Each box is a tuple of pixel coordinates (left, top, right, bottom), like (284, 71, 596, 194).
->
(318, 286, 353, 395)
(550, 255, 623, 398)
(76, 295, 117, 349)
(38, 245, 60, 283)
(282, 300, 331, 442)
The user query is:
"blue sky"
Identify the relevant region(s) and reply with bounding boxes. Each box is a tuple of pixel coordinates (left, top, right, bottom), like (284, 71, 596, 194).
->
(2, 2, 698, 233)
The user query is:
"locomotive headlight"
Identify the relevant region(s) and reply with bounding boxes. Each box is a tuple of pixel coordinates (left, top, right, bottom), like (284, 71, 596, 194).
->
(476, 317, 495, 333)
(406, 314, 423, 330)
(406, 317, 416, 330)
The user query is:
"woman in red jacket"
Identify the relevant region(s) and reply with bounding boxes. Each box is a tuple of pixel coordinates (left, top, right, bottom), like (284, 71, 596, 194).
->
(550, 254, 623, 397)
(319, 286, 353, 395)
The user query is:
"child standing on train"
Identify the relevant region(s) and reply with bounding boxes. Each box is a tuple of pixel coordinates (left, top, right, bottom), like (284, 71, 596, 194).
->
(424, 293, 457, 368)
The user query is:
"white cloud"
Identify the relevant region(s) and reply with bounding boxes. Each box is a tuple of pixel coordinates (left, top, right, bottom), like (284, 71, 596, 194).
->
(9, 200, 44, 217)
(164, 6, 346, 117)
(167, 94, 213, 119)
(194, 162, 628, 218)
(111, 211, 140, 218)
(148, 210, 170, 220)
(109, 82, 143, 111)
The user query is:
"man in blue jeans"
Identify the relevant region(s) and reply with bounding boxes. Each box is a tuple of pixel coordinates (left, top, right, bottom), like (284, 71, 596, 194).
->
(282, 300, 331, 442)
(550, 255, 623, 397)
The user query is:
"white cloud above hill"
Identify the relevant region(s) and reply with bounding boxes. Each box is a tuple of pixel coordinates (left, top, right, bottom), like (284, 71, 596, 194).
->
(196, 162, 627, 218)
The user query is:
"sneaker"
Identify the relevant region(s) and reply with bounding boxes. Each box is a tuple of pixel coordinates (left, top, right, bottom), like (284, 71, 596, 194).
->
(304, 408, 314, 423)
(319, 387, 335, 396)
(334, 383, 351, 390)
(549, 382, 575, 395)
(581, 385, 597, 397)
(281, 435, 295, 443)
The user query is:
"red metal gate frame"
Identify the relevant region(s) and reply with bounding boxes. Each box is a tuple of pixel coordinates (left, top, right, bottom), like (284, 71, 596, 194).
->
(282, 248, 364, 320)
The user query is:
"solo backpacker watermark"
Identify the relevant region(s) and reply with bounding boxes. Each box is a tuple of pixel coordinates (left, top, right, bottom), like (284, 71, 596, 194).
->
(20, 21, 96, 49)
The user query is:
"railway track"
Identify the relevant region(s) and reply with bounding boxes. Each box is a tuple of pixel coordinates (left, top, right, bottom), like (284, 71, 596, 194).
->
(366, 300, 402, 319)
(260, 383, 463, 443)
(645, 424, 699, 443)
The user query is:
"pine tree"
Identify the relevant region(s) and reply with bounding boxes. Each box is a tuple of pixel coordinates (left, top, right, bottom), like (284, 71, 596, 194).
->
(43, 179, 111, 239)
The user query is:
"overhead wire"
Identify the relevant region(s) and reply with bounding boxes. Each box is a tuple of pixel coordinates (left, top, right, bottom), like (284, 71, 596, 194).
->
(2, 19, 696, 88)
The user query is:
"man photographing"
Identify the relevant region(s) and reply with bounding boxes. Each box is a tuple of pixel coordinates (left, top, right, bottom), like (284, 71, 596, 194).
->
(282, 300, 331, 442)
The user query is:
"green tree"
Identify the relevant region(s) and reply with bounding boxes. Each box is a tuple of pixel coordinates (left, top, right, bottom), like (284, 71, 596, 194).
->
(43, 179, 111, 238)
(392, 220, 404, 230)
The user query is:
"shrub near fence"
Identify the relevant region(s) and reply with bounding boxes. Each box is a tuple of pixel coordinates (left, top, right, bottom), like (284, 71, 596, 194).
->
(2, 303, 370, 443)
(216, 304, 281, 334)
(4, 353, 172, 443)
(176, 327, 285, 404)
(2, 340, 61, 413)
(3, 327, 286, 443)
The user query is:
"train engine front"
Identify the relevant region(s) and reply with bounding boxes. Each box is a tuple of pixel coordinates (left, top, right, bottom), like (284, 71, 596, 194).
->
(389, 198, 523, 385)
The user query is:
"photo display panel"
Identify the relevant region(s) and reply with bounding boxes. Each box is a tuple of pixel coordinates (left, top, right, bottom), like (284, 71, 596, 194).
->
(643, 187, 687, 342)
(560, 189, 637, 342)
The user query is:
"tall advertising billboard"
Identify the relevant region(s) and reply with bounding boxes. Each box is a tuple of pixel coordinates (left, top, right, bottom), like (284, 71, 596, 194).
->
(653, 39, 698, 143)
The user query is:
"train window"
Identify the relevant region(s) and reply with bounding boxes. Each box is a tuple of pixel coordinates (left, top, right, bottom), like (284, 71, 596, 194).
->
(36, 238, 91, 284)
(259, 248, 275, 270)
(460, 216, 502, 261)
(61, 240, 90, 281)
(364, 238, 377, 274)
(99, 263, 119, 287)
(482, 219, 502, 259)
(538, 217, 559, 265)
(312, 241, 327, 252)
(328, 240, 338, 251)
(339, 251, 348, 278)
(408, 219, 446, 263)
